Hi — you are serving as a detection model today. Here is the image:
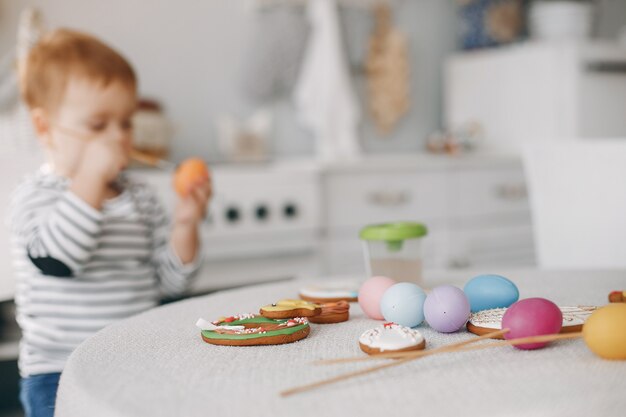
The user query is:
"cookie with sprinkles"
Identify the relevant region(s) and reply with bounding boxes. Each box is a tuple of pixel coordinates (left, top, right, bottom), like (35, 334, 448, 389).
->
(467, 306, 597, 339)
(359, 322, 426, 355)
(197, 314, 310, 346)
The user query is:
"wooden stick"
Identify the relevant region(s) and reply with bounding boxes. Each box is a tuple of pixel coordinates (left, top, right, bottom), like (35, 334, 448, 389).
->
(280, 331, 582, 397)
(51, 122, 176, 170)
(450, 331, 582, 353)
(315, 328, 509, 365)
(130, 149, 176, 170)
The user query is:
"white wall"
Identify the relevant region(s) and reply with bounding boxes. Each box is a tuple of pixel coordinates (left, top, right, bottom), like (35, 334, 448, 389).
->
(0, 0, 257, 162)
(0, 0, 457, 162)
(0, 0, 623, 162)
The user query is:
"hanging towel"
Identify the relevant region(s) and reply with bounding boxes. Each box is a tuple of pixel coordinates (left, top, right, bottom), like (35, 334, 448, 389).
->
(293, 0, 360, 162)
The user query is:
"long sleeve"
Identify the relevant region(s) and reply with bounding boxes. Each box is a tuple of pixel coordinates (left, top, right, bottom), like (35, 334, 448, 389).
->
(10, 183, 103, 277)
(145, 190, 201, 298)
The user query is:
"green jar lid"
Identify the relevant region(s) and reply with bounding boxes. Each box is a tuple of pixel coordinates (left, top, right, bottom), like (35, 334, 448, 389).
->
(359, 222, 428, 241)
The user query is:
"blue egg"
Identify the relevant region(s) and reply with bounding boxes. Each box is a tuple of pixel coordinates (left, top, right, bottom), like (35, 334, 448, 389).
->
(380, 282, 427, 328)
(463, 274, 519, 312)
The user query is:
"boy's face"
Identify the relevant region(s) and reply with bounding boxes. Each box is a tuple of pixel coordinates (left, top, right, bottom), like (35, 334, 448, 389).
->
(36, 76, 137, 177)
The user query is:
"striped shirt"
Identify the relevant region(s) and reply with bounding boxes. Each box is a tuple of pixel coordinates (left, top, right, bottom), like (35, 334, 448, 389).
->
(8, 166, 199, 377)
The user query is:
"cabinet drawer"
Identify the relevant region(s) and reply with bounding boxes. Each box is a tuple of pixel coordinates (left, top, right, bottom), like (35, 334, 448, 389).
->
(448, 225, 536, 269)
(326, 171, 448, 230)
(450, 168, 529, 218)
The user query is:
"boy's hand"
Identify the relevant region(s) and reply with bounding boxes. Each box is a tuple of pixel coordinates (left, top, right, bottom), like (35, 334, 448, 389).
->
(70, 139, 130, 209)
(173, 177, 213, 227)
(170, 175, 212, 265)
(77, 139, 130, 185)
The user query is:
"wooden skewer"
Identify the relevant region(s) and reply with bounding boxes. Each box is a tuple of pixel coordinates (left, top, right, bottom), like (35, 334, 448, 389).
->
(432, 331, 582, 356)
(50, 122, 177, 170)
(315, 328, 509, 365)
(130, 149, 177, 170)
(281, 331, 582, 397)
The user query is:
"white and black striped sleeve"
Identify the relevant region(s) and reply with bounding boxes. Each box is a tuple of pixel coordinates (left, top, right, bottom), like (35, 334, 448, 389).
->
(10, 187, 103, 277)
(146, 191, 201, 298)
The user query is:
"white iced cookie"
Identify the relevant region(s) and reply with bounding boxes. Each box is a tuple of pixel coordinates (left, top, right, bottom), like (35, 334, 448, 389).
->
(299, 281, 359, 303)
(358, 323, 426, 355)
(467, 305, 597, 338)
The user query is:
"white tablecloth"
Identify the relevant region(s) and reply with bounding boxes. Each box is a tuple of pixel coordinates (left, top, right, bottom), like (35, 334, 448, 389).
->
(55, 269, 626, 417)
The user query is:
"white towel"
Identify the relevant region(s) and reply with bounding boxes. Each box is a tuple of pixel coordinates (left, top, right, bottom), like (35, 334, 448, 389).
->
(293, 0, 360, 162)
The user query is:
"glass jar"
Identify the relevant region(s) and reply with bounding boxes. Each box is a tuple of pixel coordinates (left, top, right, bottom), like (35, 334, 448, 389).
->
(360, 222, 428, 285)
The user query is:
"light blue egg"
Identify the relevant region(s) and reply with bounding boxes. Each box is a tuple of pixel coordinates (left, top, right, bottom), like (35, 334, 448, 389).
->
(463, 274, 519, 312)
(380, 282, 427, 328)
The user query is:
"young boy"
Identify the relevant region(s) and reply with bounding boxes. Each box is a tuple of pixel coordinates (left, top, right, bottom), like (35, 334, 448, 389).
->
(9, 29, 211, 417)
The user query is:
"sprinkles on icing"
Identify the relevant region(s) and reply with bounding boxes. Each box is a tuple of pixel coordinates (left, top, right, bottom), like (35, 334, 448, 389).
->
(469, 306, 597, 329)
(201, 314, 309, 340)
(359, 323, 424, 352)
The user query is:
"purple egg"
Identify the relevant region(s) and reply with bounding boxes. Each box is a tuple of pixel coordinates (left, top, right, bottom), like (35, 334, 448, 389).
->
(502, 298, 563, 350)
(424, 285, 471, 333)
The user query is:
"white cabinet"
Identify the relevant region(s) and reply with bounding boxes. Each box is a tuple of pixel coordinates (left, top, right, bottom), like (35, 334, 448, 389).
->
(131, 163, 323, 292)
(322, 155, 535, 275)
(325, 171, 448, 231)
(0, 154, 535, 300)
(449, 167, 528, 219)
(446, 41, 626, 152)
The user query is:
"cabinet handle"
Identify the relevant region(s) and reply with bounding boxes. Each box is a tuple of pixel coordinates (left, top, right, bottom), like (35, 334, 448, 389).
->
(494, 184, 526, 200)
(449, 257, 471, 269)
(367, 190, 410, 206)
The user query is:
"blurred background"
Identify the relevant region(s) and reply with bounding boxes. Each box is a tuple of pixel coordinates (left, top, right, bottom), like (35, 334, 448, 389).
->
(0, 0, 625, 415)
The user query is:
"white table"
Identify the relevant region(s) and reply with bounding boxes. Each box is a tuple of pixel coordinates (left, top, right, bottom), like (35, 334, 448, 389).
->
(55, 269, 626, 417)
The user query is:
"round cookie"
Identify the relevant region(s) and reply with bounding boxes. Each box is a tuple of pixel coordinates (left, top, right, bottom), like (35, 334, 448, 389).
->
(359, 322, 426, 355)
(199, 313, 310, 346)
(260, 299, 321, 319)
(308, 301, 350, 324)
(467, 305, 597, 339)
(299, 282, 359, 303)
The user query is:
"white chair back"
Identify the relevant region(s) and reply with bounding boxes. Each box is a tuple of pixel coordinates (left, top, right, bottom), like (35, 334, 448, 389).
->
(524, 140, 626, 269)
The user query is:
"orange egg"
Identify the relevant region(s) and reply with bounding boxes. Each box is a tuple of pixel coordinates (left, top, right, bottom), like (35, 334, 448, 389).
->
(173, 158, 209, 197)
(582, 303, 626, 360)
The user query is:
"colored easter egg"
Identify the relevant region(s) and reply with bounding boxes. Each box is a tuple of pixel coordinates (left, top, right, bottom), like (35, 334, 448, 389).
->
(380, 282, 427, 328)
(174, 158, 209, 197)
(358, 276, 396, 320)
(424, 285, 471, 333)
(464, 274, 519, 313)
(502, 298, 562, 350)
(582, 303, 626, 360)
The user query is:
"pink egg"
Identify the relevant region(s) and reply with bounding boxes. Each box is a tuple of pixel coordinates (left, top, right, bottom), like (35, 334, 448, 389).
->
(358, 276, 396, 320)
(502, 298, 563, 350)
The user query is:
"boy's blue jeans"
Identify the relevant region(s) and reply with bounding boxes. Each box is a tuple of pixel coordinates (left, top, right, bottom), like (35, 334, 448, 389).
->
(19, 373, 61, 417)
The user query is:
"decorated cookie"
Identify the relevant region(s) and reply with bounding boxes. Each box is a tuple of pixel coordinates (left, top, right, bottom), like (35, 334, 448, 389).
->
(299, 282, 359, 303)
(467, 305, 597, 339)
(197, 314, 310, 346)
(359, 322, 426, 355)
(309, 301, 350, 324)
(260, 299, 322, 319)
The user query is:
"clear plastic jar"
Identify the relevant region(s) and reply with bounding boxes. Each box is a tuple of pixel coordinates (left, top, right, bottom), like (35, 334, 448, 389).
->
(360, 222, 428, 286)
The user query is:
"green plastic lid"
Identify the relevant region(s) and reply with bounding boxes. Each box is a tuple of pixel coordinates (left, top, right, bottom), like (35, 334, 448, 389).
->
(359, 222, 428, 241)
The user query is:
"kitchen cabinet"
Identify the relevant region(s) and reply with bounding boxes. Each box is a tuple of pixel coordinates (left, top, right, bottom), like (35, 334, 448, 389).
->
(322, 154, 535, 275)
(0, 153, 535, 301)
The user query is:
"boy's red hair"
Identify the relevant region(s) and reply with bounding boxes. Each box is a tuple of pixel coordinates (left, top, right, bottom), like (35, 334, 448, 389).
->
(20, 28, 137, 111)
